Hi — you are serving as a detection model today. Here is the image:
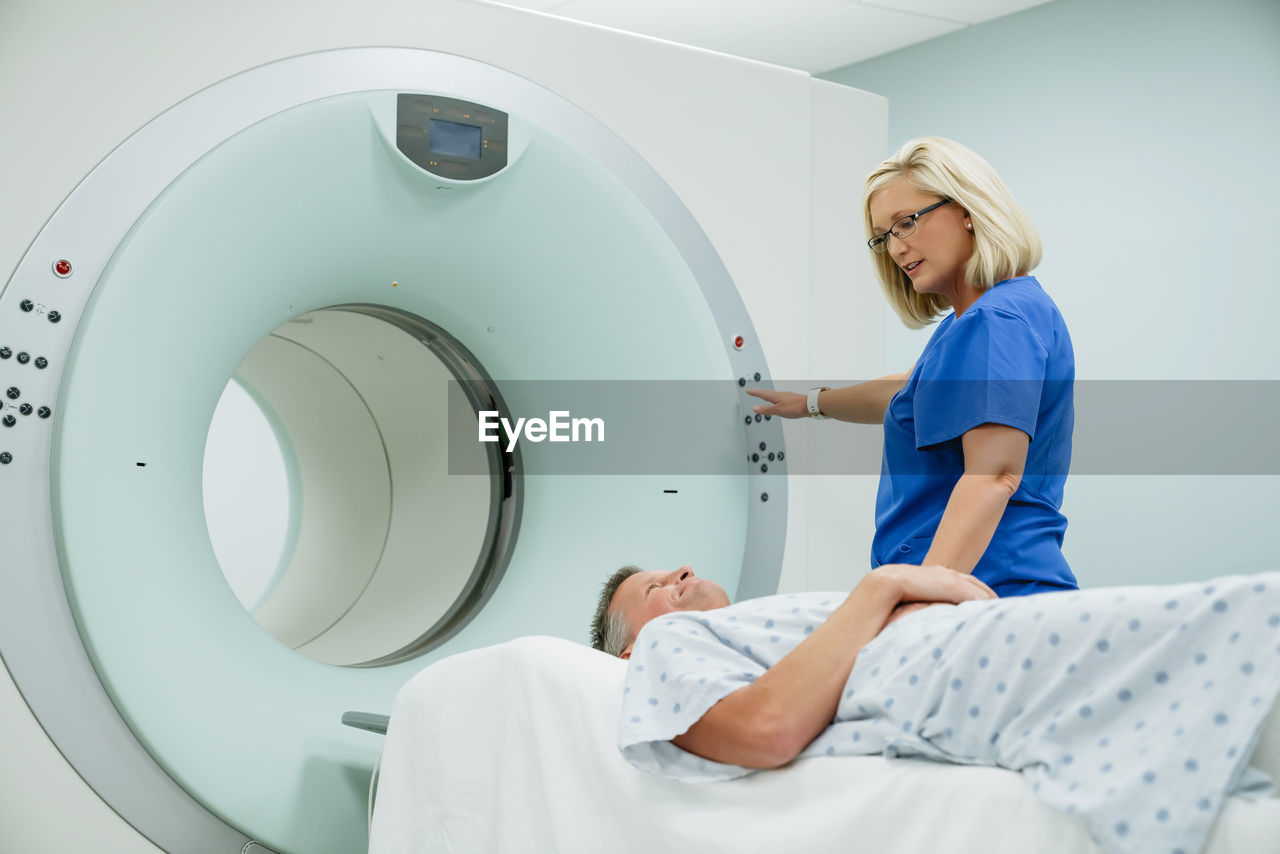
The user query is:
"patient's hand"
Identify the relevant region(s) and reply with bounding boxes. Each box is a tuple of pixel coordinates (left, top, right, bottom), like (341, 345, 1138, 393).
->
(884, 601, 935, 628)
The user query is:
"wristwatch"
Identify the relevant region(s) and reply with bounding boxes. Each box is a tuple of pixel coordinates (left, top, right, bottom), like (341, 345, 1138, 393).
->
(806, 387, 829, 419)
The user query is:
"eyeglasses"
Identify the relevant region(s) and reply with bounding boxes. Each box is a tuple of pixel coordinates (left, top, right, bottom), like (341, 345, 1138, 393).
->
(867, 198, 953, 254)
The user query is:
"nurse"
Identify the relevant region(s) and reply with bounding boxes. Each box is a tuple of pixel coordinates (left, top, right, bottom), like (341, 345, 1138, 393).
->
(749, 137, 1077, 597)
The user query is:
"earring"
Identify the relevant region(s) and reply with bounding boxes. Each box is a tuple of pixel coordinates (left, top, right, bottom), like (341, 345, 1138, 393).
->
(965, 223, 973, 230)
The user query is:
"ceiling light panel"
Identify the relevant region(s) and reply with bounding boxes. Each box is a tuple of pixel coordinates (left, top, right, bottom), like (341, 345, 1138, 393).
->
(546, 0, 849, 51)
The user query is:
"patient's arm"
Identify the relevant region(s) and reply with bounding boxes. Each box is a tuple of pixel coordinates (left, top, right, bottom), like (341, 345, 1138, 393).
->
(671, 566, 994, 769)
(884, 600, 935, 626)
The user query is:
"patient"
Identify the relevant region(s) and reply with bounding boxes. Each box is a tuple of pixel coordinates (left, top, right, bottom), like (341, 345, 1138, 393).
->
(589, 562, 994, 768)
(593, 563, 1280, 854)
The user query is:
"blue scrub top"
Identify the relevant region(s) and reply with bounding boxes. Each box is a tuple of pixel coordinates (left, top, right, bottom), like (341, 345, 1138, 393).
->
(871, 276, 1078, 596)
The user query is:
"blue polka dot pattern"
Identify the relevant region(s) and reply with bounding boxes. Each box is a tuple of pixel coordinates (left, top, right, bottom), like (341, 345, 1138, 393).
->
(619, 574, 1280, 854)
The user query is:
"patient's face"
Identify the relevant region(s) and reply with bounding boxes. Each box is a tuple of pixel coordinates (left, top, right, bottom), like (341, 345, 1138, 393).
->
(612, 566, 730, 659)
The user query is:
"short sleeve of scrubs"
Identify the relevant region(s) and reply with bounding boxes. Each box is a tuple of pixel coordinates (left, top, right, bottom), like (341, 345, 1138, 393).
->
(914, 306, 1048, 449)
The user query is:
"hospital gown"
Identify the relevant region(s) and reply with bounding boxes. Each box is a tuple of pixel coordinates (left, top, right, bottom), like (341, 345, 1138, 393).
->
(619, 573, 1280, 854)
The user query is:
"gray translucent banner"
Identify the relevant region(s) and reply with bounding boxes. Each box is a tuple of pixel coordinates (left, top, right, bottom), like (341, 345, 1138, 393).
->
(445, 381, 1280, 475)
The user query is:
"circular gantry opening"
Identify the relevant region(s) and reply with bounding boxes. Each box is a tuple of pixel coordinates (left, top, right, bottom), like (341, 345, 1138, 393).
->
(202, 305, 517, 666)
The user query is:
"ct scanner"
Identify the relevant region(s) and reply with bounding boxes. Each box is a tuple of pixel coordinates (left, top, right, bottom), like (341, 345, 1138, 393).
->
(0, 2, 887, 852)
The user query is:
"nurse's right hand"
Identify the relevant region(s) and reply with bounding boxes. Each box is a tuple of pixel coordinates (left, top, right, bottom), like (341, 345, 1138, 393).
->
(745, 388, 807, 419)
(875, 564, 997, 605)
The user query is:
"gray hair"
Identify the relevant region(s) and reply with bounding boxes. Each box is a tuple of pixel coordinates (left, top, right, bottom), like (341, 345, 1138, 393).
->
(590, 565, 642, 656)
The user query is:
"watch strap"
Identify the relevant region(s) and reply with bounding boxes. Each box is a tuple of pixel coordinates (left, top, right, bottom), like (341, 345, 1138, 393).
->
(806, 387, 829, 419)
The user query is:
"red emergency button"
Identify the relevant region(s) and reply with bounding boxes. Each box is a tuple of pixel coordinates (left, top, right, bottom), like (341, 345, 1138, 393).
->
(733, 335, 745, 350)
(53, 259, 72, 278)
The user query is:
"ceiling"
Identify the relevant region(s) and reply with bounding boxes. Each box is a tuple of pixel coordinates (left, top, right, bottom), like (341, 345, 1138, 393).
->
(472, 0, 1056, 74)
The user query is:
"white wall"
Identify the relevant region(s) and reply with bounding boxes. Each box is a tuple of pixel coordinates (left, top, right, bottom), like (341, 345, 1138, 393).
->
(823, 0, 1280, 587)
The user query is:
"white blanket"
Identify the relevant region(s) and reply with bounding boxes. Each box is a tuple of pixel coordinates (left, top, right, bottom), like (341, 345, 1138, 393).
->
(369, 631, 1280, 853)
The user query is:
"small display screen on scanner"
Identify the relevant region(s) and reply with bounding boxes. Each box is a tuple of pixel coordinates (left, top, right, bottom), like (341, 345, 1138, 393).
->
(429, 119, 482, 160)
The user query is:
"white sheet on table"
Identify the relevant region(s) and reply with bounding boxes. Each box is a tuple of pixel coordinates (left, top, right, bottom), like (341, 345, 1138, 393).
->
(368, 634, 1280, 854)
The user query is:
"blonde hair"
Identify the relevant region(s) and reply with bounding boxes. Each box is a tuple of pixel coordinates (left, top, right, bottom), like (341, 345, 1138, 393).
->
(863, 137, 1042, 328)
